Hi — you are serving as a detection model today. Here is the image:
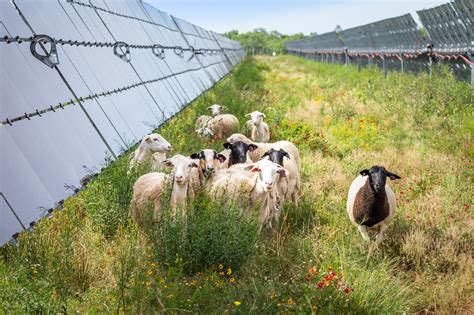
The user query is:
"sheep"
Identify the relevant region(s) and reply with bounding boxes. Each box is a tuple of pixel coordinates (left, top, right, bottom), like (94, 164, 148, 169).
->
(208, 104, 226, 116)
(246, 111, 270, 142)
(209, 159, 288, 229)
(227, 133, 300, 165)
(196, 114, 239, 140)
(190, 149, 227, 177)
(129, 133, 172, 170)
(195, 115, 212, 130)
(130, 154, 200, 224)
(262, 148, 301, 207)
(222, 141, 257, 167)
(346, 165, 401, 245)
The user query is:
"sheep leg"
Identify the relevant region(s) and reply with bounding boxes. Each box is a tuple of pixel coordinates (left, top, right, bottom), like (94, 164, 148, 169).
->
(357, 225, 371, 242)
(375, 224, 388, 245)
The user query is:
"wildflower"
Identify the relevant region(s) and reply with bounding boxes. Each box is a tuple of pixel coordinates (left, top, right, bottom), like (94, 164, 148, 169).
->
(147, 269, 153, 276)
(287, 298, 294, 305)
(308, 266, 318, 275)
(229, 277, 235, 283)
(146, 281, 151, 286)
(167, 294, 173, 299)
(218, 264, 223, 270)
(190, 279, 197, 286)
(51, 290, 57, 300)
(129, 278, 136, 285)
(234, 301, 241, 306)
(317, 281, 324, 289)
(219, 271, 225, 276)
(344, 287, 351, 294)
(147, 254, 152, 259)
(277, 303, 282, 308)
(151, 262, 157, 268)
(227, 268, 232, 275)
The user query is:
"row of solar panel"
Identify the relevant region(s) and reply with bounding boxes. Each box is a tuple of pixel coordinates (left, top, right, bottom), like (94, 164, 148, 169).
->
(286, 0, 472, 55)
(0, 0, 245, 245)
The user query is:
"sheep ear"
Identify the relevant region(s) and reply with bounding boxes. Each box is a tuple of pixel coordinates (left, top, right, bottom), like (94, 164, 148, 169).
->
(190, 153, 200, 159)
(283, 152, 290, 160)
(245, 113, 251, 117)
(223, 142, 232, 149)
(191, 161, 199, 168)
(360, 169, 370, 176)
(261, 151, 270, 159)
(162, 159, 173, 167)
(248, 144, 258, 152)
(217, 154, 226, 163)
(261, 113, 266, 118)
(144, 135, 151, 143)
(207, 106, 213, 110)
(277, 167, 289, 177)
(244, 164, 259, 172)
(387, 172, 401, 180)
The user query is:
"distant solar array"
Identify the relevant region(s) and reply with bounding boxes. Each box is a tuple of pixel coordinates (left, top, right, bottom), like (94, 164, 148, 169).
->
(285, 0, 473, 85)
(0, 0, 244, 245)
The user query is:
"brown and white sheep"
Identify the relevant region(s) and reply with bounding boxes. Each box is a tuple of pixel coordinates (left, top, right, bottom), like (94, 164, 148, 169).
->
(346, 166, 400, 244)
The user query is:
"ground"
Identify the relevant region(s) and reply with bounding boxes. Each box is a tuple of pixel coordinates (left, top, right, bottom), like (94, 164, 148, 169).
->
(1, 55, 472, 314)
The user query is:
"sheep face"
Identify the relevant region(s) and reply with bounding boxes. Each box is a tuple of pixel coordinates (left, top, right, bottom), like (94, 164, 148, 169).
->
(223, 141, 257, 165)
(227, 133, 250, 145)
(208, 104, 223, 116)
(143, 134, 172, 153)
(245, 160, 288, 192)
(262, 148, 290, 167)
(360, 166, 401, 193)
(163, 155, 198, 185)
(246, 111, 265, 126)
(190, 149, 226, 176)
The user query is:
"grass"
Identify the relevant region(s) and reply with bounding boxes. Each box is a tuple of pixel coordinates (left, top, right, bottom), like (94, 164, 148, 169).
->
(1, 55, 472, 313)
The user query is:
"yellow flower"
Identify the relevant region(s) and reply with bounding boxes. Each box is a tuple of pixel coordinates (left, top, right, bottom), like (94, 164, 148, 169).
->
(146, 281, 151, 286)
(190, 279, 197, 286)
(219, 271, 225, 276)
(234, 301, 241, 306)
(277, 303, 282, 308)
(226, 268, 232, 276)
(151, 262, 157, 268)
(218, 264, 223, 270)
(147, 269, 153, 275)
(287, 298, 294, 305)
(229, 277, 235, 283)
(129, 278, 136, 285)
(51, 290, 57, 300)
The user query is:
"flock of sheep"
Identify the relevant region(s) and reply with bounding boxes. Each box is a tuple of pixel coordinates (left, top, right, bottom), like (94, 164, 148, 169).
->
(128, 104, 401, 245)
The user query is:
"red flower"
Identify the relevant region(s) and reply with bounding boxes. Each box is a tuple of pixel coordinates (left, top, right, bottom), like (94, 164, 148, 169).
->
(317, 281, 324, 289)
(344, 287, 351, 294)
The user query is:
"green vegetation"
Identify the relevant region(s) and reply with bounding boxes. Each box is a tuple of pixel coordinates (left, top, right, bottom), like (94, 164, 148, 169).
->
(224, 28, 305, 54)
(1, 56, 472, 313)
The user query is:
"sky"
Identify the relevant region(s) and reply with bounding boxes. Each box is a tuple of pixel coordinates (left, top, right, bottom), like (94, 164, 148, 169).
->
(146, 0, 447, 35)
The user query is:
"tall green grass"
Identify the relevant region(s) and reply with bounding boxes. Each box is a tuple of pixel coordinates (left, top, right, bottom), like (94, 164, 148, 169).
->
(1, 56, 472, 313)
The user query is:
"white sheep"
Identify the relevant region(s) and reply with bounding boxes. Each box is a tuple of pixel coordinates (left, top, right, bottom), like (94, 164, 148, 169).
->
(227, 133, 300, 165)
(129, 134, 172, 170)
(346, 166, 400, 245)
(196, 114, 239, 140)
(246, 111, 270, 142)
(262, 148, 301, 207)
(209, 159, 288, 228)
(130, 155, 200, 224)
(208, 104, 225, 116)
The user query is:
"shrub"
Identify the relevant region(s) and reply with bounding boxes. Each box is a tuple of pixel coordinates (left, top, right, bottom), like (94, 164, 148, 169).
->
(149, 194, 259, 274)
